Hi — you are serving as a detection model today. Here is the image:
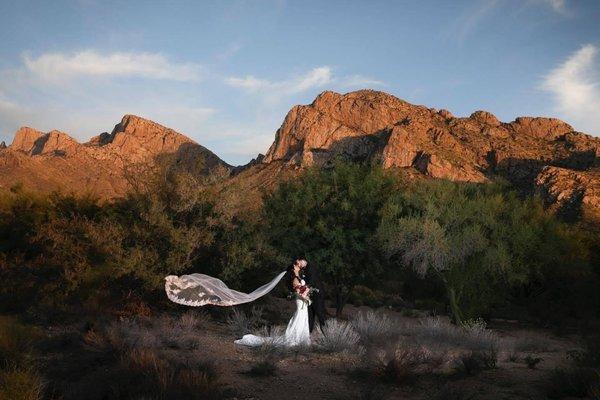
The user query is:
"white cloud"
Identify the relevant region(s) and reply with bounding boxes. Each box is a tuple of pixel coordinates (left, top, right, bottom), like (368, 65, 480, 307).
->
(340, 75, 385, 88)
(226, 66, 332, 95)
(226, 66, 384, 97)
(541, 44, 600, 135)
(544, 0, 566, 13)
(23, 50, 203, 83)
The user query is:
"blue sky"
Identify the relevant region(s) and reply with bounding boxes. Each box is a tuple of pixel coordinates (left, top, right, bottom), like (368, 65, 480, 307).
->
(0, 0, 598, 165)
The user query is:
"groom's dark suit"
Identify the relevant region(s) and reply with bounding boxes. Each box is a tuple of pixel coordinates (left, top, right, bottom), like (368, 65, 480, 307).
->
(301, 264, 327, 332)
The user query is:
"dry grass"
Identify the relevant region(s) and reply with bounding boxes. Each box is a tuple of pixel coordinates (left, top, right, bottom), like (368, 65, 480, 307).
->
(48, 314, 223, 400)
(376, 344, 445, 385)
(402, 316, 502, 353)
(351, 310, 397, 345)
(226, 306, 265, 337)
(316, 319, 360, 353)
(453, 348, 498, 376)
(0, 367, 45, 400)
(0, 316, 40, 365)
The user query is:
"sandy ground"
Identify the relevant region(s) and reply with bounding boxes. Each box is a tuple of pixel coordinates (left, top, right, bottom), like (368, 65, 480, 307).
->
(192, 303, 580, 400)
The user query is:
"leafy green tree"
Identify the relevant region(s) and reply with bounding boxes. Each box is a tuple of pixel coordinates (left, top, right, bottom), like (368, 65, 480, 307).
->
(377, 180, 590, 324)
(263, 161, 395, 316)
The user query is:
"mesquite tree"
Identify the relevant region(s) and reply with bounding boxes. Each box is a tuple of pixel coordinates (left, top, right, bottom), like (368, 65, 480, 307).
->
(377, 180, 579, 324)
(263, 161, 395, 316)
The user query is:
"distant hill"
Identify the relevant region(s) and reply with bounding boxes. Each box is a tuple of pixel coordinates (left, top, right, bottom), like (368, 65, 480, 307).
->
(2, 90, 599, 219)
(0, 115, 232, 198)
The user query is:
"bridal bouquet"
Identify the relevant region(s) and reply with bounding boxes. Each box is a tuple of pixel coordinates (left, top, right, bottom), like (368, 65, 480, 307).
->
(288, 286, 319, 305)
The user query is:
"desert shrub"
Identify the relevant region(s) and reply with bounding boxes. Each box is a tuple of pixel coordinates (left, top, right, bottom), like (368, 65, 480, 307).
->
(226, 308, 248, 336)
(349, 285, 404, 308)
(52, 317, 222, 400)
(0, 317, 44, 400)
(377, 180, 595, 324)
(226, 306, 265, 337)
(0, 316, 40, 366)
(0, 367, 45, 400)
(376, 344, 444, 385)
(121, 348, 221, 400)
(453, 350, 496, 376)
(0, 165, 225, 316)
(545, 334, 600, 399)
(316, 319, 359, 353)
(178, 310, 209, 331)
(351, 310, 397, 345)
(402, 316, 501, 354)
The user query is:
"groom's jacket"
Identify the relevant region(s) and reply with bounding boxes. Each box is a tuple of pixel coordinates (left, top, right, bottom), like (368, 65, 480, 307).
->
(302, 265, 324, 298)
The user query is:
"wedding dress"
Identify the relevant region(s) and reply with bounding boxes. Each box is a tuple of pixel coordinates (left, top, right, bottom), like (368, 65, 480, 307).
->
(234, 297, 310, 347)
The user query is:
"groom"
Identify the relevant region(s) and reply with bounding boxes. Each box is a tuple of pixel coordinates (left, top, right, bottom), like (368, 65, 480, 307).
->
(299, 259, 327, 332)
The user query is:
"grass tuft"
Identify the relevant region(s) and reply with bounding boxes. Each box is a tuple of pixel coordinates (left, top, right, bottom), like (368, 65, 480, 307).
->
(316, 319, 360, 353)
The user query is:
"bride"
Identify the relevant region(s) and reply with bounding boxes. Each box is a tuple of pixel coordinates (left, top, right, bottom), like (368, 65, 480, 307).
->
(164, 259, 314, 347)
(235, 259, 311, 347)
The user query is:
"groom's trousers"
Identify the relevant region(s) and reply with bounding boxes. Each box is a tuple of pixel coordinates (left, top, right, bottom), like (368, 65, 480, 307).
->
(308, 295, 327, 332)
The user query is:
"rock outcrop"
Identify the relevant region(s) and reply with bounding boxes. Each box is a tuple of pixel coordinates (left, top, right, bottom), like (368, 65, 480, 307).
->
(2, 90, 599, 220)
(0, 115, 231, 197)
(535, 166, 600, 221)
(260, 90, 599, 218)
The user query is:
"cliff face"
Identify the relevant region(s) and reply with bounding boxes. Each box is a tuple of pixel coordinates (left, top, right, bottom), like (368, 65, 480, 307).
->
(2, 90, 599, 219)
(0, 115, 232, 198)
(260, 90, 599, 218)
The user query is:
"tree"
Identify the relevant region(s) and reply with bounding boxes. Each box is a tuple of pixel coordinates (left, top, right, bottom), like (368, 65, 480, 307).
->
(263, 161, 395, 316)
(377, 180, 586, 324)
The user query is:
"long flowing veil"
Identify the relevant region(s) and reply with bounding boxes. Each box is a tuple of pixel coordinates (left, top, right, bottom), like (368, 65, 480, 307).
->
(165, 271, 287, 307)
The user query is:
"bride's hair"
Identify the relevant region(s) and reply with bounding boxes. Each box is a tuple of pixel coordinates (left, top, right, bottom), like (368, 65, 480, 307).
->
(286, 258, 302, 292)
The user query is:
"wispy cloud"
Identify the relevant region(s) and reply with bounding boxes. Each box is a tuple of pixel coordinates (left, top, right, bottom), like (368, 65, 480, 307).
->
(23, 50, 203, 83)
(226, 66, 333, 95)
(450, 0, 500, 43)
(541, 44, 600, 135)
(544, 0, 566, 13)
(340, 75, 385, 88)
(226, 66, 384, 95)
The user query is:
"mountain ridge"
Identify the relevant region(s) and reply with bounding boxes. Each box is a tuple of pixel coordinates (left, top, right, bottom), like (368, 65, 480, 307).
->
(1, 90, 599, 219)
(0, 114, 232, 198)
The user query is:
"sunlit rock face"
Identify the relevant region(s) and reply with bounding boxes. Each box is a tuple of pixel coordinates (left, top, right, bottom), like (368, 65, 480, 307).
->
(0, 115, 232, 198)
(1, 89, 599, 220)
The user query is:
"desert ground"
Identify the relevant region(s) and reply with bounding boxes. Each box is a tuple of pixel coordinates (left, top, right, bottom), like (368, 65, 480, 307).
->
(24, 297, 591, 400)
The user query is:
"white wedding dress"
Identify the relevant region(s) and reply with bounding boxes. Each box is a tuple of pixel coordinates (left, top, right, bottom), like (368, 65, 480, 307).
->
(235, 296, 310, 347)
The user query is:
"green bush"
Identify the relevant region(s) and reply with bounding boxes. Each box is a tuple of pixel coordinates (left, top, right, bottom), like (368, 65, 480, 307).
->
(263, 160, 396, 315)
(377, 180, 595, 324)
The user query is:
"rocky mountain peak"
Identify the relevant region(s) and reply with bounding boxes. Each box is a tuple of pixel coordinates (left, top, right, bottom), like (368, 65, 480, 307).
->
(509, 117, 573, 140)
(106, 114, 194, 157)
(259, 89, 599, 219)
(31, 130, 80, 156)
(0, 115, 231, 198)
(470, 110, 501, 127)
(11, 127, 44, 152)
